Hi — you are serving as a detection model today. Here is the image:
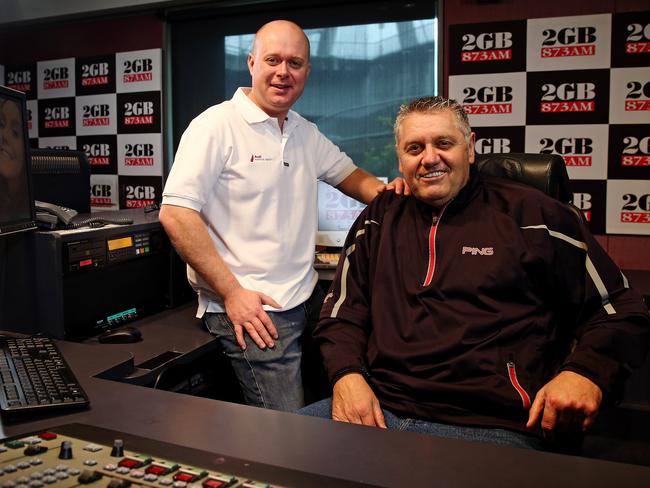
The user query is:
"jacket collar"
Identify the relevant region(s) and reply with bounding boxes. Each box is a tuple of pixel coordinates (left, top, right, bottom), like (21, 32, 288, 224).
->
(449, 164, 481, 210)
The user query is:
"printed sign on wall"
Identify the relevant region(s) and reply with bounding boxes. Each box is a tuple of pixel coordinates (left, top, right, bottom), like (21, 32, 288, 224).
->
(37, 136, 77, 151)
(473, 126, 526, 155)
(26, 100, 38, 139)
(76, 94, 117, 136)
(78, 135, 118, 175)
(611, 11, 650, 68)
(524, 125, 608, 180)
(607, 124, 650, 180)
(526, 14, 611, 72)
(117, 133, 163, 176)
(116, 91, 161, 134)
(448, 72, 526, 126)
(116, 49, 161, 93)
(37, 58, 75, 99)
(76, 54, 116, 95)
(4, 49, 164, 212)
(450, 12, 650, 235)
(90, 174, 119, 212)
(609, 66, 650, 124)
(38, 97, 76, 137)
(5, 64, 37, 99)
(119, 176, 162, 209)
(448, 20, 526, 75)
(571, 180, 607, 234)
(606, 179, 650, 234)
(526, 69, 610, 125)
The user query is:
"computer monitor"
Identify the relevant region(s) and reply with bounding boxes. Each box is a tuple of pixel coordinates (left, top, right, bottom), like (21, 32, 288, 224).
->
(0, 85, 36, 236)
(316, 178, 386, 247)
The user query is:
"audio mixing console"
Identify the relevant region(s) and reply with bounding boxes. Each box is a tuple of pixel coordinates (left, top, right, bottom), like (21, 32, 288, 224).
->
(0, 424, 376, 488)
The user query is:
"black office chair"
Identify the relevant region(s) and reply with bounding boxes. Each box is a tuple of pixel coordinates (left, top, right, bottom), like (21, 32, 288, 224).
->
(475, 152, 572, 203)
(30, 148, 91, 213)
(475, 152, 589, 225)
(476, 153, 650, 466)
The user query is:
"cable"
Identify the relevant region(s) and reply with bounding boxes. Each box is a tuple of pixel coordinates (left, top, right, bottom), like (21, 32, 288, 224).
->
(65, 216, 133, 230)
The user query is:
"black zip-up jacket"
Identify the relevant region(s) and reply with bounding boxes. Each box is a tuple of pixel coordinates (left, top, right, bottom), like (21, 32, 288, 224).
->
(315, 168, 650, 434)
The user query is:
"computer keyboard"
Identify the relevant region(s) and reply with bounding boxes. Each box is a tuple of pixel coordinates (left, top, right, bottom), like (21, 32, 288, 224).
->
(0, 336, 89, 415)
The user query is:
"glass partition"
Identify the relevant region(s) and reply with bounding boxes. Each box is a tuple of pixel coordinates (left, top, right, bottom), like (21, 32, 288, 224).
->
(224, 18, 438, 179)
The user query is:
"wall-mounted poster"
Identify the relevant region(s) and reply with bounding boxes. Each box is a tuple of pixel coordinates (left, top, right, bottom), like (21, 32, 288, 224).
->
(448, 72, 526, 126)
(4, 48, 164, 212)
(449, 13, 650, 235)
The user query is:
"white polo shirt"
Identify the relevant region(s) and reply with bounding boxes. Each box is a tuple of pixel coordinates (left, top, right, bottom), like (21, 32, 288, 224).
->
(163, 88, 357, 316)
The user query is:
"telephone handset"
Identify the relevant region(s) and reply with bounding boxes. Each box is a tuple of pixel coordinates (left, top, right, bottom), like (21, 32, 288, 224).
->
(35, 200, 78, 227)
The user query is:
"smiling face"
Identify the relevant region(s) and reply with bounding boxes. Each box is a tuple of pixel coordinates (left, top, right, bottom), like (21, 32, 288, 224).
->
(396, 110, 475, 208)
(247, 20, 311, 122)
(0, 99, 26, 181)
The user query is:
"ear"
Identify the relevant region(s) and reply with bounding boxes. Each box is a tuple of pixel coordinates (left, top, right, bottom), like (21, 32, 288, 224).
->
(247, 53, 255, 76)
(468, 132, 476, 165)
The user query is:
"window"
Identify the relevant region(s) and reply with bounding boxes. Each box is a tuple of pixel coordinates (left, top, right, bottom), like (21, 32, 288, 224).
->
(170, 1, 439, 179)
(223, 18, 438, 179)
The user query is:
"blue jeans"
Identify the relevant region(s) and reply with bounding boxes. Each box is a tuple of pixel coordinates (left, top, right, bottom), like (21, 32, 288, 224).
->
(204, 287, 324, 412)
(299, 398, 544, 450)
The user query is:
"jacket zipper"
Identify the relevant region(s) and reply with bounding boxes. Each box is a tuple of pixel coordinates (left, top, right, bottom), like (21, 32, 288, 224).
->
(507, 360, 531, 410)
(422, 205, 447, 287)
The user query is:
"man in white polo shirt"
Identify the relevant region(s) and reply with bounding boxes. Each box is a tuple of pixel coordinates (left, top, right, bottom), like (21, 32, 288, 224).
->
(160, 20, 404, 411)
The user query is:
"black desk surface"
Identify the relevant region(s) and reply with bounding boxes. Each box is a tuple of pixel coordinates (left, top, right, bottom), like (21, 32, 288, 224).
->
(2, 302, 650, 487)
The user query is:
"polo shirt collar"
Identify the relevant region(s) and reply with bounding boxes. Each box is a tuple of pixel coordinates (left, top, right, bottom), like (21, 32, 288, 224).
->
(233, 87, 298, 129)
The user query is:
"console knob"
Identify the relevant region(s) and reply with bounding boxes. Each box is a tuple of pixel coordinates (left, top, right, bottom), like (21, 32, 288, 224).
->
(110, 439, 124, 457)
(58, 441, 73, 460)
(78, 470, 103, 484)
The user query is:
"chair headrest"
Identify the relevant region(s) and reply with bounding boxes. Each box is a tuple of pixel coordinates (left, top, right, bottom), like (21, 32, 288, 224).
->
(475, 153, 572, 203)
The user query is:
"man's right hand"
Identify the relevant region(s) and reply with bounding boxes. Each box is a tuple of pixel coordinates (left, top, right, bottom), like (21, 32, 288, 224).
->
(332, 373, 386, 428)
(223, 288, 281, 350)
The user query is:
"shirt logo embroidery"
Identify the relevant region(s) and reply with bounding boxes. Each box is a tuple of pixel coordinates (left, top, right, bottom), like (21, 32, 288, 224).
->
(461, 246, 494, 256)
(324, 292, 335, 304)
(250, 154, 273, 163)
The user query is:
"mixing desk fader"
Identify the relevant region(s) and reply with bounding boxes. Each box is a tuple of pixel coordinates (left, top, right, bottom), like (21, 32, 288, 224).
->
(0, 424, 377, 488)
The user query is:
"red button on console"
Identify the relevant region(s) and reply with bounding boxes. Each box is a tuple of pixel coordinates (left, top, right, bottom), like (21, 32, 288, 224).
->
(174, 473, 196, 483)
(119, 458, 143, 469)
(202, 479, 226, 488)
(38, 432, 58, 440)
(146, 465, 169, 476)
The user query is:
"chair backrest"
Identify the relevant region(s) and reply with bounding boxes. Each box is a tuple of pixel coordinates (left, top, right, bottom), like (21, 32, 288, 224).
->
(475, 152, 572, 204)
(30, 148, 91, 213)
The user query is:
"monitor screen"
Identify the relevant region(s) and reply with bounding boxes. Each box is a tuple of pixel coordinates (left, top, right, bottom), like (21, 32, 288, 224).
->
(0, 85, 36, 236)
(316, 178, 386, 247)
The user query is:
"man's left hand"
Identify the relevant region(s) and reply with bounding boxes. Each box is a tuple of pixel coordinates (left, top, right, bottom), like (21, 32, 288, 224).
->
(526, 370, 602, 435)
(380, 177, 411, 195)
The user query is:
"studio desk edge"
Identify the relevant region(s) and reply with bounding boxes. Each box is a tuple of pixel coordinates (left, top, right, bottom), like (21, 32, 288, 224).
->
(2, 302, 650, 488)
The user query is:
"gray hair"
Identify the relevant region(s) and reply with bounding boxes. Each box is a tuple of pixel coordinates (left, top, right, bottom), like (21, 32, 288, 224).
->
(394, 96, 471, 146)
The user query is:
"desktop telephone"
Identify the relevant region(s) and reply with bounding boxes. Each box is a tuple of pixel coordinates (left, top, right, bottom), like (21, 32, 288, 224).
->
(34, 200, 133, 229)
(35, 200, 78, 228)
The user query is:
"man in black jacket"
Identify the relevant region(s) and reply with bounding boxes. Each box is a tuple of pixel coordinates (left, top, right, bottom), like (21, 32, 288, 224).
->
(303, 96, 650, 449)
